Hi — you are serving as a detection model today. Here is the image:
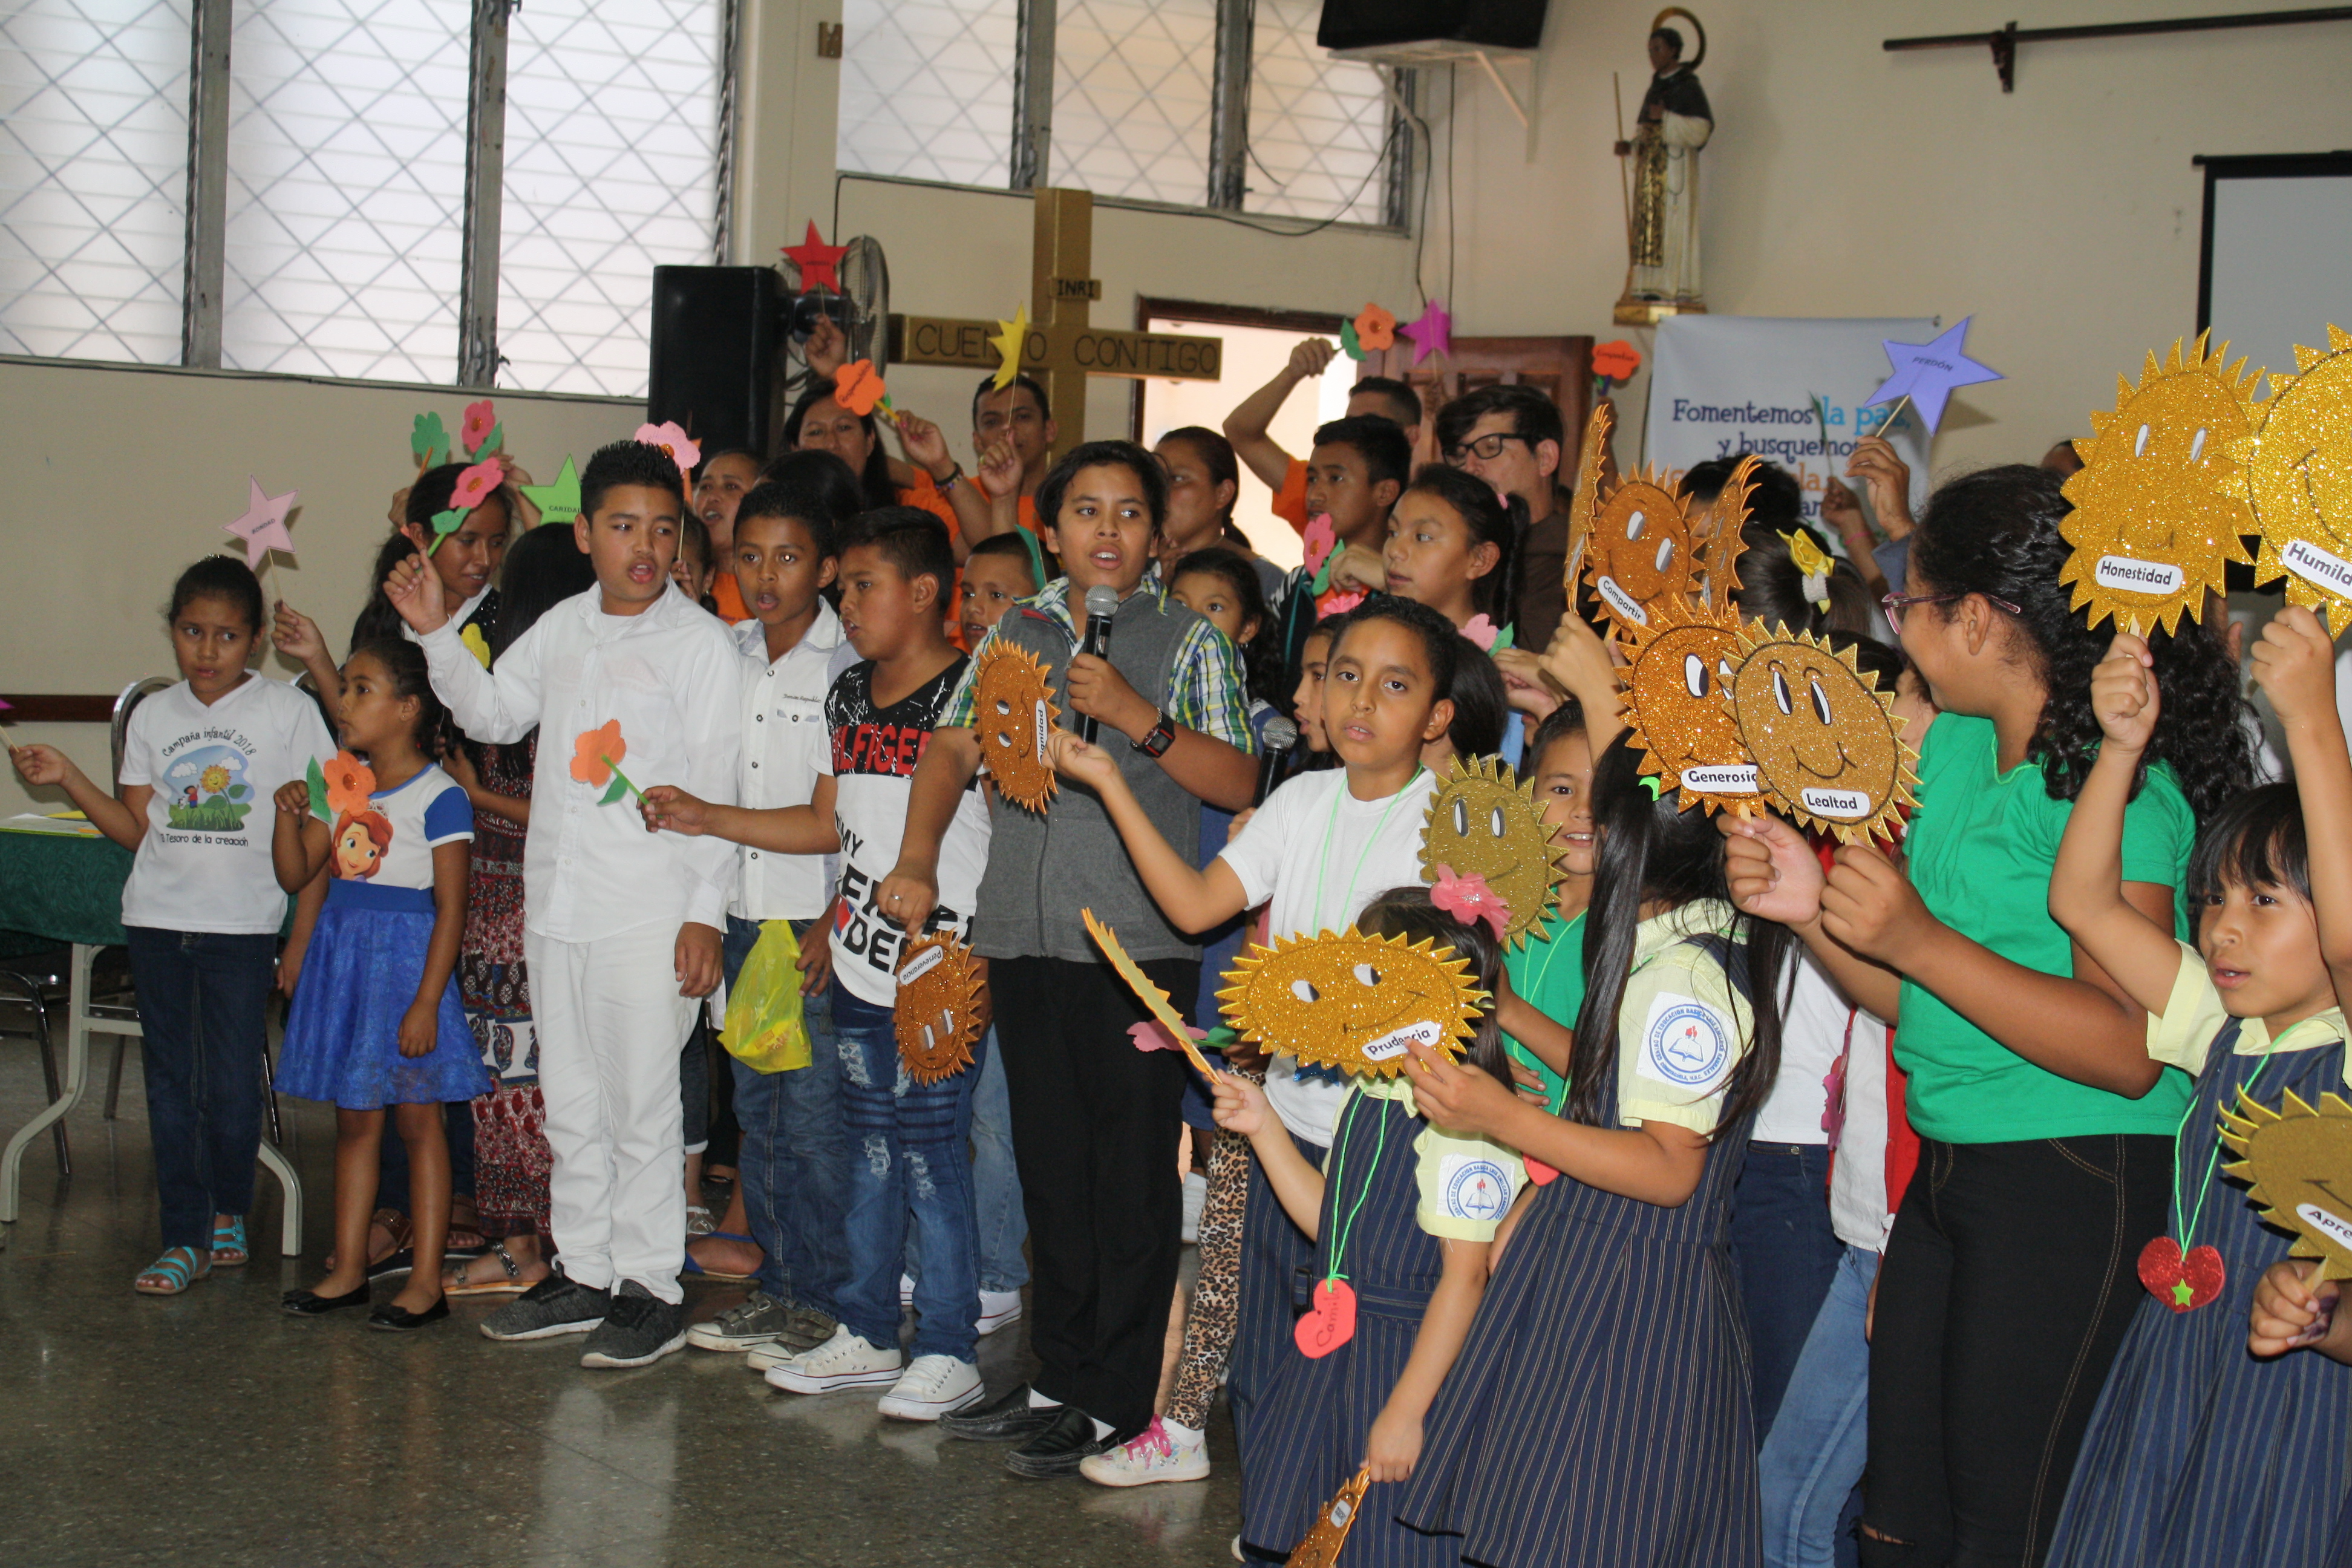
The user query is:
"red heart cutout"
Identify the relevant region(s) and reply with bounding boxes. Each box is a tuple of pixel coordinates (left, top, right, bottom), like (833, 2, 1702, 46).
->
(1295, 1278, 1358, 1357)
(1524, 1156, 1560, 1186)
(2138, 1235, 2226, 1313)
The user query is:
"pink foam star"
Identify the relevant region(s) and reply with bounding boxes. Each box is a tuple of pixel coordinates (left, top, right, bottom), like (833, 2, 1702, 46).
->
(222, 477, 298, 569)
(1398, 299, 1452, 367)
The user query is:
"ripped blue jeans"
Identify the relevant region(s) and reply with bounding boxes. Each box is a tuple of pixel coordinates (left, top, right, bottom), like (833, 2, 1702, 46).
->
(828, 982, 982, 1363)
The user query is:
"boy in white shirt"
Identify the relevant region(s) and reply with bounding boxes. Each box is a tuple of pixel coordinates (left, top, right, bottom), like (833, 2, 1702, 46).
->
(388, 439, 742, 1368)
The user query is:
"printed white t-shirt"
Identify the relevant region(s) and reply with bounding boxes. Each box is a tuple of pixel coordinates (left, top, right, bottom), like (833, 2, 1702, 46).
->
(826, 656, 992, 1007)
(315, 762, 474, 893)
(1217, 765, 1440, 1147)
(118, 675, 335, 935)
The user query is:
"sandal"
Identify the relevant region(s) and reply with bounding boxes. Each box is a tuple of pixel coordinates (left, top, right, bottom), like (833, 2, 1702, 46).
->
(210, 1215, 250, 1268)
(134, 1246, 212, 1296)
(686, 1204, 717, 1238)
(444, 1238, 533, 1296)
(682, 1230, 760, 1282)
(446, 1194, 487, 1257)
(366, 1208, 415, 1280)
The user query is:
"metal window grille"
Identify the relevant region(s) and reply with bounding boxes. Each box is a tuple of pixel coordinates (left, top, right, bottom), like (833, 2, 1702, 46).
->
(1243, 0, 1390, 223)
(836, 0, 1017, 189)
(1048, 0, 1214, 207)
(0, 0, 191, 364)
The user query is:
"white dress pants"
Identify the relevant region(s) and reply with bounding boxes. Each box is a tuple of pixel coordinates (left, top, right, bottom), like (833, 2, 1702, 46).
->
(527, 921, 692, 1304)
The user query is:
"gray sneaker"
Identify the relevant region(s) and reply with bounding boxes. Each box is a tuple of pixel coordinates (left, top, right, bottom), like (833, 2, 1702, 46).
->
(479, 1269, 610, 1342)
(687, 1289, 795, 1353)
(578, 1281, 688, 1369)
(742, 1303, 840, 1367)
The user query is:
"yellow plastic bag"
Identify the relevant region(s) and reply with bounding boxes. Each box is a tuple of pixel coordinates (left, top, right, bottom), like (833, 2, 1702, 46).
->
(720, 920, 811, 1073)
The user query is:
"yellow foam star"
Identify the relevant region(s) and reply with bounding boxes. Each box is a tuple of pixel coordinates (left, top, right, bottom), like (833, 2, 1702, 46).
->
(990, 305, 1030, 391)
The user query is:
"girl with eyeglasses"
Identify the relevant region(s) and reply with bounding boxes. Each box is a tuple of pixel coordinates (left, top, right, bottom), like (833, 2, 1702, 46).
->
(1721, 463, 2251, 1568)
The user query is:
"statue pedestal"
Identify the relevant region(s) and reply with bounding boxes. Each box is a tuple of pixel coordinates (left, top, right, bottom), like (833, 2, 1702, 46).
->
(1614, 294, 1707, 327)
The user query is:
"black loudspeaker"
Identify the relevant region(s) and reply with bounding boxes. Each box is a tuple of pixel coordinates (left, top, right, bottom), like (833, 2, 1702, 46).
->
(1316, 0, 1546, 52)
(648, 265, 782, 460)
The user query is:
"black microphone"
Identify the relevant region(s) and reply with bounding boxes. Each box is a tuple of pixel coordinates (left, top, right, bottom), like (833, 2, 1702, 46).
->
(1076, 584, 1119, 743)
(1253, 716, 1300, 805)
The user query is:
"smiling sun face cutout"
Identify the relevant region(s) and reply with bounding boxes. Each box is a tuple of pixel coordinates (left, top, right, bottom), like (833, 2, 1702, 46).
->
(2227, 325, 2352, 635)
(1218, 928, 1488, 1078)
(1563, 400, 1612, 597)
(1585, 465, 1701, 632)
(2222, 1085, 2352, 1287)
(1621, 598, 1758, 814)
(895, 933, 984, 1085)
(1418, 754, 1564, 947)
(1726, 623, 1918, 844)
(972, 641, 1059, 812)
(2059, 334, 2260, 635)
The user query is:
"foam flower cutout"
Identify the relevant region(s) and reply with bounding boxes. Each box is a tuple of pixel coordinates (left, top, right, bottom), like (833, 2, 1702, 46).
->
(460, 398, 500, 458)
(1354, 304, 1396, 351)
(1129, 1019, 1211, 1055)
(1782, 529, 1837, 610)
(1303, 514, 1338, 576)
(1399, 299, 1452, 367)
(221, 475, 298, 569)
(411, 411, 450, 470)
(635, 421, 701, 479)
(1429, 866, 1511, 939)
(323, 751, 376, 817)
(1322, 588, 1366, 615)
(460, 624, 492, 668)
(450, 459, 503, 511)
(990, 304, 1030, 391)
(1593, 339, 1642, 382)
(834, 359, 889, 418)
(570, 720, 642, 805)
(783, 220, 851, 292)
(1462, 613, 1503, 652)
(1338, 319, 1367, 361)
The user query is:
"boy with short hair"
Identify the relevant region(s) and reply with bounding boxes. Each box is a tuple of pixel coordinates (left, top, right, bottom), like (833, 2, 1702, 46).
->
(958, 531, 1042, 652)
(679, 481, 860, 1358)
(1222, 336, 1424, 534)
(389, 438, 742, 1369)
(643, 508, 996, 1420)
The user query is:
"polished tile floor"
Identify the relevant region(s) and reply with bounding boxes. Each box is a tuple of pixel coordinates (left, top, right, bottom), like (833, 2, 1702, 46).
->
(0, 1039, 1243, 1566)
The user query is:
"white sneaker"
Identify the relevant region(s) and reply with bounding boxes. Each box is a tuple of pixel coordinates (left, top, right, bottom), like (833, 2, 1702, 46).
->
(875, 1353, 985, 1420)
(760, 1325, 903, 1394)
(1080, 1416, 1210, 1487)
(976, 1288, 1024, 1337)
(1181, 1169, 1207, 1244)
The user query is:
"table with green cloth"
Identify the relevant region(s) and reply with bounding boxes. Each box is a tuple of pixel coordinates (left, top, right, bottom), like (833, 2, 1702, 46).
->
(0, 827, 302, 1250)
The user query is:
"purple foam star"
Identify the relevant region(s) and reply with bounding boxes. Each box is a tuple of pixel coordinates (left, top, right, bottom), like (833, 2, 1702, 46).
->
(1866, 317, 2003, 435)
(1399, 298, 1452, 367)
(222, 476, 298, 569)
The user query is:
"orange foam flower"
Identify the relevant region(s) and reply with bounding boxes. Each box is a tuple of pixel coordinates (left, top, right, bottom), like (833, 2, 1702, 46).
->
(570, 720, 626, 786)
(1593, 339, 1642, 381)
(1354, 304, 1396, 352)
(834, 359, 888, 417)
(323, 751, 376, 817)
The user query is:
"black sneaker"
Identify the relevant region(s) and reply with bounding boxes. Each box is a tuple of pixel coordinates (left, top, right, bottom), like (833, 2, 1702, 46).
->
(1004, 1405, 1116, 1478)
(578, 1281, 688, 1369)
(479, 1269, 610, 1342)
(939, 1380, 1062, 1443)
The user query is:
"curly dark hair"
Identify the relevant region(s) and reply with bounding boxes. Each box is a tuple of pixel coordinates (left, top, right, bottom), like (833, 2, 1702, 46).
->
(1906, 463, 2251, 822)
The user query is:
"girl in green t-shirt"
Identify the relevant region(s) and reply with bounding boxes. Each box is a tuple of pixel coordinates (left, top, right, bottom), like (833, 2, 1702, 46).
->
(1722, 464, 2253, 1565)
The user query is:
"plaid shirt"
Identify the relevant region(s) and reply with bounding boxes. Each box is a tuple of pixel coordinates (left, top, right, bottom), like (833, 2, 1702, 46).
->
(946, 577, 1257, 753)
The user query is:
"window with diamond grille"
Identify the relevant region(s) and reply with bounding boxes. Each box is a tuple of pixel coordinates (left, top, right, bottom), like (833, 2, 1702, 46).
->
(500, 0, 726, 397)
(0, 0, 191, 364)
(1244, 0, 1391, 224)
(1051, 0, 1215, 207)
(221, 0, 471, 382)
(836, 0, 1016, 189)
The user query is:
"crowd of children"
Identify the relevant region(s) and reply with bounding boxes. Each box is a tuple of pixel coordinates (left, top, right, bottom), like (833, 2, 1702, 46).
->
(13, 335, 2352, 1568)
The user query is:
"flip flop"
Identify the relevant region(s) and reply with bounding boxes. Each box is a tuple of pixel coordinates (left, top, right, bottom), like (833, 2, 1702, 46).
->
(444, 1238, 534, 1296)
(681, 1230, 760, 1282)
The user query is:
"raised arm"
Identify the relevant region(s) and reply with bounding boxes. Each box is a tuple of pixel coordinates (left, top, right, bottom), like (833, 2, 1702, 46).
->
(1223, 338, 1333, 491)
(1212, 1073, 1326, 1238)
(2047, 632, 2189, 1014)
(2253, 606, 2352, 1001)
(1719, 811, 1904, 1021)
(9, 744, 146, 850)
(387, 550, 546, 745)
(1045, 730, 1248, 934)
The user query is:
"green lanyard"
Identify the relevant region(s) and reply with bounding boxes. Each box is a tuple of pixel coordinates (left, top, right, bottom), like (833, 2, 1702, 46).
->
(1320, 1089, 1391, 1289)
(2169, 1042, 2274, 1250)
(1311, 767, 1423, 935)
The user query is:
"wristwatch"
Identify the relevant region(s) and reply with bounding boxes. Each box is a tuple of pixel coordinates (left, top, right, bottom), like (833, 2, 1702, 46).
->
(1132, 709, 1177, 758)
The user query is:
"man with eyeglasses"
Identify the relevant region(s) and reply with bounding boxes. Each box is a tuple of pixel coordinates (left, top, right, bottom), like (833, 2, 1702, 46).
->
(1434, 385, 1569, 653)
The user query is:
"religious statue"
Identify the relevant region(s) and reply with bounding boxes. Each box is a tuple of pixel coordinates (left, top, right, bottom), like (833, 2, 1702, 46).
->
(1614, 9, 1713, 324)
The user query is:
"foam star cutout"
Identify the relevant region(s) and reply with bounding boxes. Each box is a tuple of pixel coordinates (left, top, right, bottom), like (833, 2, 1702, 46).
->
(990, 304, 1030, 391)
(1866, 317, 2004, 435)
(1399, 299, 1452, 367)
(520, 455, 581, 525)
(783, 220, 851, 293)
(222, 476, 298, 568)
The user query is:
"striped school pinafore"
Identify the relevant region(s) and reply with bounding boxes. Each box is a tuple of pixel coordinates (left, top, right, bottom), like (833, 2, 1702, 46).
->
(1230, 1125, 1326, 1456)
(1241, 1089, 1459, 1568)
(2043, 1022, 2352, 1568)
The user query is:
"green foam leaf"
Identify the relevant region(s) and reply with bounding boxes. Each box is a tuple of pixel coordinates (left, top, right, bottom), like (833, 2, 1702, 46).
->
(306, 757, 329, 823)
(598, 774, 629, 806)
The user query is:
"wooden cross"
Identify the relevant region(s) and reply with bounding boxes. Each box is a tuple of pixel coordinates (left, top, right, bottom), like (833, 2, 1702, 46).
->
(887, 188, 1223, 462)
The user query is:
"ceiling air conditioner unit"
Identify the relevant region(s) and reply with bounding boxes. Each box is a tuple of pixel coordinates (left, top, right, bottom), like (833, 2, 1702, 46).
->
(1318, 0, 1547, 66)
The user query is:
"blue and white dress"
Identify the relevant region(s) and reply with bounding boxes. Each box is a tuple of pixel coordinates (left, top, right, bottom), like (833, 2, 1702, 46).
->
(276, 763, 492, 1109)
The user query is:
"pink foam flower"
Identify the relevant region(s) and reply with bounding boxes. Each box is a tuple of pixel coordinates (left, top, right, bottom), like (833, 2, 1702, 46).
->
(460, 398, 497, 454)
(1302, 514, 1336, 575)
(1429, 865, 1511, 939)
(450, 459, 503, 511)
(634, 420, 702, 478)
(1128, 1019, 1209, 1054)
(1462, 613, 1501, 651)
